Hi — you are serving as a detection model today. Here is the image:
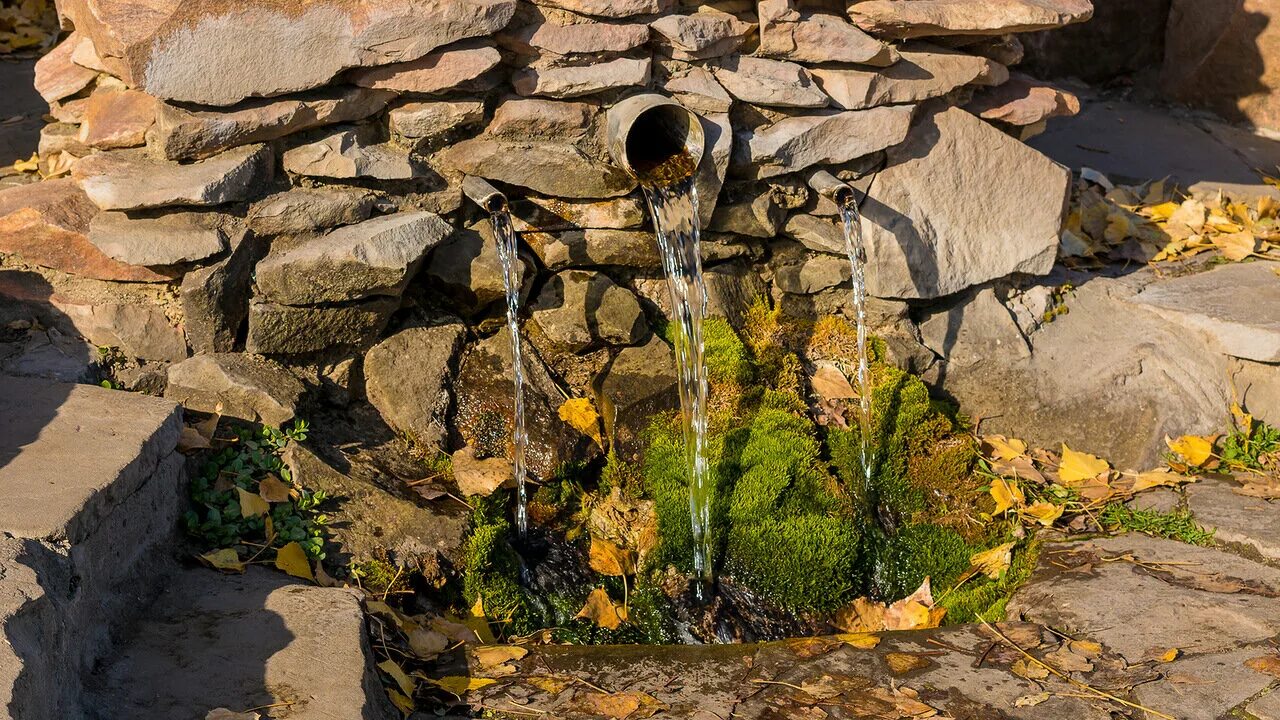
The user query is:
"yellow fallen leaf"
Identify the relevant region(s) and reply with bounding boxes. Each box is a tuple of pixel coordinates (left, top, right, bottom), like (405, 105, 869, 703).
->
(1159, 648, 1180, 663)
(274, 542, 315, 581)
(472, 645, 528, 671)
(1165, 435, 1214, 467)
(236, 487, 270, 518)
(199, 548, 245, 573)
(883, 578, 945, 631)
(1214, 230, 1258, 261)
(1130, 468, 1185, 492)
(12, 153, 38, 173)
(257, 474, 292, 503)
(386, 688, 414, 716)
(426, 676, 496, 696)
(558, 397, 602, 446)
(885, 652, 932, 674)
(378, 659, 415, 698)
(576, 587, 626, 630)
(982, 435, 1028, 461)
(834, 632, 881, 649)
(588, 536, 636, 577)
(1245, 654, 1280, 678)
(1014, 692, 1050, 707)
(470, 594, 485, 619)
(833, 597, 885, 633)
(810, 363, 857, 400)
(1021, 501, 1064, 527)
(990, 477, 1025, 515)
(566, 690, 666, 719)
(968, 542, 1015, 579)
(1059, 444, 1110, 485)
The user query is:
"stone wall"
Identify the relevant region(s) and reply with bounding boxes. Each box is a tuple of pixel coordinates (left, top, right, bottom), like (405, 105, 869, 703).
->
(0, 0, 1086, 467)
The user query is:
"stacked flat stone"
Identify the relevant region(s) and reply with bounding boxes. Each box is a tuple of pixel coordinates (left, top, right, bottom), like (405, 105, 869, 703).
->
(0, 0, 1089, 464)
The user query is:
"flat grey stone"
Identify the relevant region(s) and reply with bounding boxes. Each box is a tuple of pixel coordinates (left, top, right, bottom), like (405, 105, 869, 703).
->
(1129, 261, 1280, 363)
(246, 298, 398, 356)
(1134, 647, 1275, 720)
(72, 144, 273, 211)
(811, 42, 1003, 110)
(364, 323, 465, 450)
(85, 568, 395, 720)
(165, 354, 304, 427)
(88, 210, 234, 267)
(1008, 534, 1280, 662)
(440, 136, 636, 199)
(921, 287, 1031, 369)
(1186, 477, 1280, 564)
(249, 187, 377, 237)
(1127, 486, 1181, 514)
(180, 232, 258, 354)
(1250, 690, 1280, 720)
(530, 270, 646, 351)
(0, 374, 180, 543)
(282, 127, 418, 180)
(731, 105, 913, 180)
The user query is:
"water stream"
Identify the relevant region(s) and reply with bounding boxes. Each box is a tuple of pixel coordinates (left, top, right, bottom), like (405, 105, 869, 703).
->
(490, 208, 530, 537)
(837, 195, 875, 493)
(640, 171, 713, 602)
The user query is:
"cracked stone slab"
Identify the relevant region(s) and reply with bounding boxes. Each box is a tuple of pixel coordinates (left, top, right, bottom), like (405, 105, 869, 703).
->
(1008, 534, 1280, 663)
(72, 144, 273, 211)
(1134, 646, 1277, 720)
(1186, 478, 1280, 564)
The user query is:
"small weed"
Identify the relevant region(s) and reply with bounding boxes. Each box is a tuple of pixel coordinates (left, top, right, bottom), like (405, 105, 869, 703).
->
(1221, 418, 1280, 472)
(1100, 504, 1215, 546)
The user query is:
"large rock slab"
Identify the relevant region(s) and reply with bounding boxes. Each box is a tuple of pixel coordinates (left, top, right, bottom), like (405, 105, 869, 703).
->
(810, 42, 1004, 110)
(247, 297, 398, 356)
(1129, 261, 1280, 363)
(0, 179, 172, 283)
(348, 40, 501, 94)
(758, 0, 898, 66)
(77, 87, 157, 150)
(72, 144, 273, 211)
(501, 18, 651, 56)
(363, 323, 465, 450)
(850, 0, 1094, 39)
(440, 136, 635, 199)
(964, 73, 1081, 127)
(650, 11, 756, 60)
(254, 212, 452, 305)
(530, 0, 671, 18)
(87, 210, 236, 267)
(180, 233, 258, 354)
(58, 0, 518, 105)
(862, 105, 1069, 299)
(529, 270, 647, 351)
(154, 86, 396, 161)
(248, 187, 376, 237)
(1186, 478, 1280, 563)
(423, 220, 519, 316)
(165, 353, 304, 426)
(84, 568, 396, 720)
(732, 105, 914, 180)
(713, 56, 829, 108)
(513, 56, 651, 98)
(526, 228, 661, 269)
(389, 100, 486, 142)
(593, 334, 677, 458)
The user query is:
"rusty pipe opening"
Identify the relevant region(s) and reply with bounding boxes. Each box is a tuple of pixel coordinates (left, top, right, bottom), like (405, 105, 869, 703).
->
(462, 175, 508, 214)
(607, 94, 705, 186)
(808, 169, 855, 207)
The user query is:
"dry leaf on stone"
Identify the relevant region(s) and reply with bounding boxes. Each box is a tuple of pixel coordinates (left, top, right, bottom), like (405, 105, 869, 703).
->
(983, 435, 1028, 461)
(884, 579, 945, 631)
(199, 548, 245, 573)
(1130, 468, 1189, 493)
(236, 487, 270, 518)
(834, 597, 886, 633)
(1044, 646, 1094, 673)
(472, 645, 528, 677)
(1245, 654, 1280, 678)
(990, 477, 1025, 516)
(1011, 657, 1050, 680)
(884, 652, 932, 674)
(835, 632, 882, 650)
(451, 446, 511, 497)
(811, 362, 857, 400)
(1165, 435, 1215, 467)
(1058, 444, 1110, 485)
(386, 688, 414, 715)
(576, 587, 627, 630)
(1020, 501, 1064, 527)
(178, 426, 212, 452)
(566, 690, 666, 720)
(408, 627, 450, 660)
(274, 541, 315, 581)
(992, 455, 1047, 485)
(968, 542, 1015, 580)
(786, 636, 845, 658)
(1214, 230, 1258, 261)
(559, 397, 603, 447)
(1014, 692, 1049, 707)
(588, 536, 636, 577)
(426, 676, 496, 696)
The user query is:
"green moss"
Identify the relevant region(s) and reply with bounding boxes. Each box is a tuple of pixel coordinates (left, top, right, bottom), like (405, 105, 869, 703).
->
(940, 537, 1042, 624)
(703, 316, 754, 387)
(549, 586, 676, 645)
(869, 524, 974, 601)
(462, 493, 539, 637)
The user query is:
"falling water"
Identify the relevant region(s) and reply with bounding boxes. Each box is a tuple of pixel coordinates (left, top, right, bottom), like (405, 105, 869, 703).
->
(490, 209, 530, 537)
(639, 162, 713, 602)
(837, 195, 875, 492)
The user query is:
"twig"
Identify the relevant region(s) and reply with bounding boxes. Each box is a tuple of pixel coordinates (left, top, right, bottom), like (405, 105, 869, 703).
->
(238, 701, 296, 713)
(476, 703, 545, 717)
(980, 621, 1175, 720)
(381, 564, 404, 601)
(750, 679, 807, 692)
(574, 677, 611, 694)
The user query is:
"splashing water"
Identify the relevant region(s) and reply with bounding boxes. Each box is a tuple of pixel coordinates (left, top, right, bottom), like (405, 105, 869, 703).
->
(490, 209, 530, 537)
(641, 172, 713, 602)
(837, 195, 875, 493)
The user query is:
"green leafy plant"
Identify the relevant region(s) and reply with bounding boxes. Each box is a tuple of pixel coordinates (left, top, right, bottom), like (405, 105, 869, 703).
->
(184, 420, 329, 560)
(1221, 418, 1280, 472)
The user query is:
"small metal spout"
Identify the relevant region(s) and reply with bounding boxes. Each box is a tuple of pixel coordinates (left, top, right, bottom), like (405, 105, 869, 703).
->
(462, 175, 508, 213)
(606, 93, 705, 185)
(808, 169, 855, 206)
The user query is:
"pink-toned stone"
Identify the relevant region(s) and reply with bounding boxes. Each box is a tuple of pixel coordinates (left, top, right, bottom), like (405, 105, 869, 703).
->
(713, 56, 829, 108)
(78, 88, 158, 150)
(33, 34, 98, 104)
(530, 0, 672, 18)
(810, 42, 1004, 110)
(500, 19, 651, 56)
(513, 57, 651, 98)
(849, 0, 1094, 39)
(759, 0, 897, 66)
(0, 180, 173, 283)
(488, 98, 595, 139)
(348, 41, 501, 95)
(964, 73, 1081, 126)
(650, 11, 756, 60)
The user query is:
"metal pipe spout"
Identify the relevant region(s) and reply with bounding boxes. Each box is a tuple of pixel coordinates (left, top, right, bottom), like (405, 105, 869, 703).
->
(606, 93, 705, 186)
(807, 169, 855, 206)
(462, 175, 508, 213)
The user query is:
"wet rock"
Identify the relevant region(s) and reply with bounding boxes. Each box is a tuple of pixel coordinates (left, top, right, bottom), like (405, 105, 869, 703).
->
(1014, 535, 1280, 656)
(511, 195, 646, 232)
(696, 112, 734, 228)
(1129, 261, 1280, 363)
(440, 136, 635, 199)
(180, 233, 259, 354)
(527, 229, 660, 269)
(502, 18, 651, 55)
(363, 323, 465, 450)
(255, 212, 452, 305)
(454, 326, 598, 479)
(964, 73, 1081, 127)
(165, 353, 303, 426)
(758, 0, 898, 66)
(783, 213, 845, 255)
(489, 97, 595, 140)
(594, 334, 677, 457)
(246, 297, 398, 356)
(530, 270, 646, 351)
(650, 11, 756, 60)
(811, 43, 1005, 110)
(77, 88, 157, 150)
(0, 179, 172, 283)
(248, 187, 377, 236)
(1186, 478, 1280, 563)
(732, 105, 914, 180)
(530, 0, 671, 18)
(862, 105, 1068, 299)
(513, 56, 651, 98)
(87, 210, 234, 267)
(155, 86, 396, 161)
(661, 63, 734, 114)
(849, 0, 1094, 39)
(713, 56, 828, 108)
(388, 100, 485, 142)
(32, 34, 97, 104)
(920, 287, 1030, 369)
(423, 220, 520, 315)
(72, 144, 273, 211)
(348, 40, 502, 94)
(282, 127, 418, 180)
(59, 0, 518, 105)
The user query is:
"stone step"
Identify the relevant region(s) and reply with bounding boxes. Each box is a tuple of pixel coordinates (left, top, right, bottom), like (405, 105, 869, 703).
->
(84, 568, 396, 720)
(0, 374, 184, 719)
